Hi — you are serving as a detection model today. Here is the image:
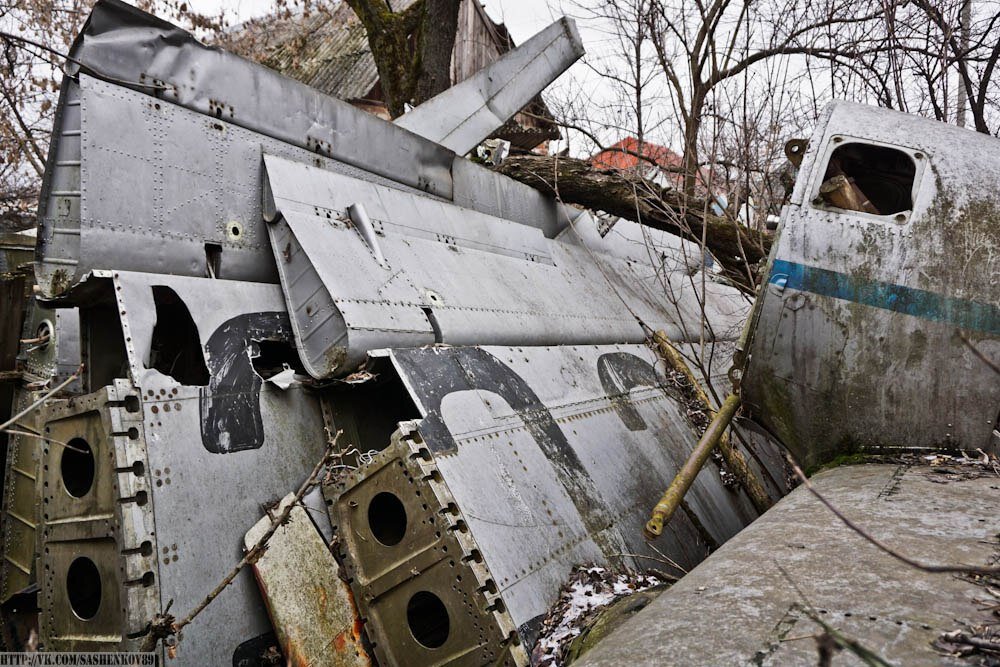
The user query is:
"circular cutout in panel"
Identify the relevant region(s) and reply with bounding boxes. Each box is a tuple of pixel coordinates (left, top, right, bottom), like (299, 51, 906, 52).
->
(407, 591, 450, 649)
(35, 321, 53, 350)
(367, 492, 407, 546)
(61, 438, 95, 498)
(66, 557, 102, 620)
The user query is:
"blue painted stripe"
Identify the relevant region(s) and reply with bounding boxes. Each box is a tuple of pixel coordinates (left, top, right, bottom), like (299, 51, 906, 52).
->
(769, 259, 1000, 335)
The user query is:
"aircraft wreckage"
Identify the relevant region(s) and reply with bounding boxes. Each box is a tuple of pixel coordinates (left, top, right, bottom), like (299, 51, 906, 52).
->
(0, 1, 996, 665)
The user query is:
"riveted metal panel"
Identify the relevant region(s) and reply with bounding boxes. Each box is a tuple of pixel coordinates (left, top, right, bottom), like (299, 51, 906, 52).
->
(264, 155, 750, 378)
(330, 424, 529, 667)
(38, 381, 159, 653)
(0, 389, 44, 601)
(67, 0, 454, 200)
(113, 272, 326, 666)
(395, 17, 584, 155)
(33, 79, 82, 296)
(330, 343, 784, 653)
(36, 74, 451, 297)
(33, 271, 328, 664)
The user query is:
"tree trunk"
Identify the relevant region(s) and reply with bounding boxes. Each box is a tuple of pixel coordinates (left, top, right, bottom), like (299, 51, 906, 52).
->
(345, 0, 426, 118)
(680, 88, 705, 200)
(495, 154, 769, 292)
(346, 0, 459, 118)
(414, 0, 461, 105)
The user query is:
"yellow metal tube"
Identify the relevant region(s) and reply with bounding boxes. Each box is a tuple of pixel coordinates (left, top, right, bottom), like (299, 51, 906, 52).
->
(644, 392, 742, 539)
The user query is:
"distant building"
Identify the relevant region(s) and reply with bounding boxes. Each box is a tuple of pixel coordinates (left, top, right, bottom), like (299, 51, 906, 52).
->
(590, 137, 748, 220)
(228, 0, 559, 154)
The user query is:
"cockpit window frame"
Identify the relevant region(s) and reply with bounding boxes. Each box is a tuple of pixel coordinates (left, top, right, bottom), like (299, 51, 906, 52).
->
(809, 135, 926, 225)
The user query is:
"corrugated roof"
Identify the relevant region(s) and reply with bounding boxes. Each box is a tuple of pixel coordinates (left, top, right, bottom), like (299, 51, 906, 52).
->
(229, 1, 422, 101)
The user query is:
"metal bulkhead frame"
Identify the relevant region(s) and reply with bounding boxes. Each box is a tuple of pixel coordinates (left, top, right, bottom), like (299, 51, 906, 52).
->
(329, 423, 528, 667)
(38, 380, 157, 651)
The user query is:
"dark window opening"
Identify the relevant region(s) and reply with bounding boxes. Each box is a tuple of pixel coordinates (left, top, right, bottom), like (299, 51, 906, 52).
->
(81, 303, 129, 392)
(818, 143, 916, 216)
(249, 339, 306, 380)
(61, 437, 95, 498)
(368, 492, 407, 546)
(148, 286, 210, 385)
(66, 557, 102, 620)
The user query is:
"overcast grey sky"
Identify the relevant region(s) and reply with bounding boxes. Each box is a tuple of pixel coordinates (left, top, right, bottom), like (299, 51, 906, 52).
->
(188, 0, 565, 42)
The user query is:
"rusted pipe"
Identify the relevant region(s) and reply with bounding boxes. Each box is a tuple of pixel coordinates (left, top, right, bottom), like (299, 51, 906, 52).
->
(651, 331, 772, 514)
(644, 392, 742, 539)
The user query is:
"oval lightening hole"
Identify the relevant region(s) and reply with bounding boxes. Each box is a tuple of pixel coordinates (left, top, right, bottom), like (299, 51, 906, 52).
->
(66, 557, 102, 620)
(407, 591, 449, 649)
(368, 492, 407, 546)
(61, 438, 95, 498)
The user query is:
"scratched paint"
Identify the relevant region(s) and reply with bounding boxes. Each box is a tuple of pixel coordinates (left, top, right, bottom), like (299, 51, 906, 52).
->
(596, 352, 664, 431)
(390, 346, 627, 562)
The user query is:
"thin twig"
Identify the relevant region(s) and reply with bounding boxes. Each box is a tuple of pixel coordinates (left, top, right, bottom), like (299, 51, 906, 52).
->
(644, 539, 689, 575)
(789, 458, 1000, 574)
(0, 429, 90, 455)
(958, 331, 1000, 376)
(611, 554, 682, 579)
(0, 365, 82, 433)
(775, 563, 895, 667)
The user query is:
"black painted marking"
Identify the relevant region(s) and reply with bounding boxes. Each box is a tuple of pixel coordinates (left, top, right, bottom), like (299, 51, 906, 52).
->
(391, 347, 624, 560)
(232, 631, 281, 667)
(199, 312, 293, 454)
(597, 352, 663, 431)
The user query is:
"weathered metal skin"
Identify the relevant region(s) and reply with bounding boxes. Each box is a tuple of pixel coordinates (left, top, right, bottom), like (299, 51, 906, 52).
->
(38, 381, 158, 653)
(245, 495, 370, 667)
(742, 101, 1000, 469)
(33, 0, 588, 297)
(33, 271, 326, 665)
(329, 344, 788, 663)
(394, 16, 584, 155)
(12, 3, 796, 664)
(0, 302, 80, 601)
(263, 153, 748, 377)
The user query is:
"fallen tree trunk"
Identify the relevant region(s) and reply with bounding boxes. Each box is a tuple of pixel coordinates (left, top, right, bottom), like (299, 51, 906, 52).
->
(495, 154, 772, 291)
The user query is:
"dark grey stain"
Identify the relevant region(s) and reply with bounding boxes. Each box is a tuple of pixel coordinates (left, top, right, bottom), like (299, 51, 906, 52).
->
(597, 351, 663, 431)
(391, 347, 623, 560)
(199, 312, 292, 454)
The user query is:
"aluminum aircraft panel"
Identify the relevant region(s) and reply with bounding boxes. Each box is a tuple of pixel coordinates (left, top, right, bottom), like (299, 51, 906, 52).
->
(263, 154, 750, 378)
(394, 17, 584, 155)
(34, 0, 595, 298)
(329, 342, 784, 657)
(36, 271, 326, 665)
(35, 74, 442, 296)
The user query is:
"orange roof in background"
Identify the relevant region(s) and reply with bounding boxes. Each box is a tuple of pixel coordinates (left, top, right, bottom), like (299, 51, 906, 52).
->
(589, 137, 682, 171)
